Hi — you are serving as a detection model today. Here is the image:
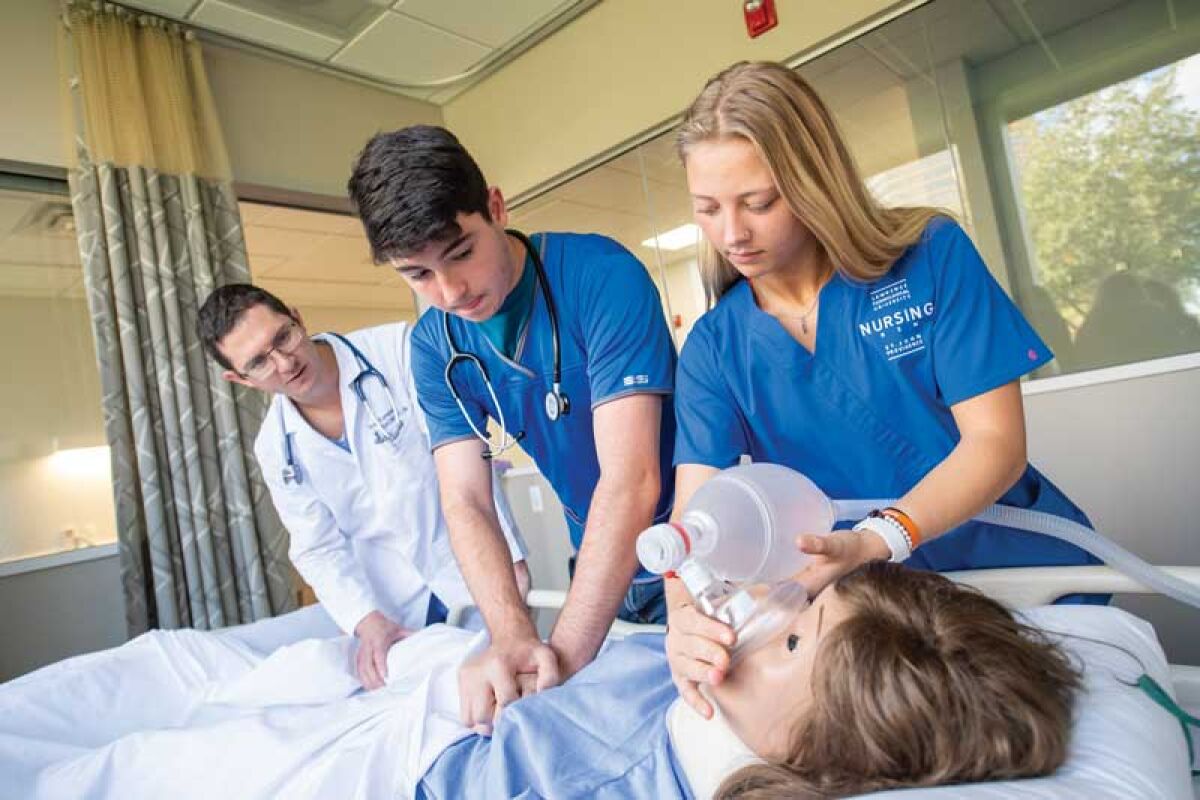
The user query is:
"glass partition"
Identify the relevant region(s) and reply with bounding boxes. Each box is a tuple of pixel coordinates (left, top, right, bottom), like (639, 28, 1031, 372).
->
(0, 186, 418, 568)
(0, 178, 115, 564)
(999, 52, 1200, 373)
(240, 201, 419, 331)
(510, 0, 1200, 382)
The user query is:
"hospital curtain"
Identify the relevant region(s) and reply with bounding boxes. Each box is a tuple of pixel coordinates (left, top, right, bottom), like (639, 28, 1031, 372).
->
(59, 2, 294, 635)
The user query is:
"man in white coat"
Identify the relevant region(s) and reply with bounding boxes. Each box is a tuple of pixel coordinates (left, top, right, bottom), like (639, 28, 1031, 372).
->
(198, 284, 527, 689)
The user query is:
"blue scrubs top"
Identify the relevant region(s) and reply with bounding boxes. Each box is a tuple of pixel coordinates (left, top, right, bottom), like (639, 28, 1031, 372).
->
(411, 232, 677, 553)
(675, 218, 1100, 577)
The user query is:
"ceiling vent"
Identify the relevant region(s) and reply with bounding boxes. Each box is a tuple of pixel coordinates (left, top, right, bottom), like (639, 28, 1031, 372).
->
(11, 201, 77, 238)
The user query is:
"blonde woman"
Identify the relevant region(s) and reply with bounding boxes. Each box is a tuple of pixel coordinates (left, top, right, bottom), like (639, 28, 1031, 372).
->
(666, 61, 1101, 719)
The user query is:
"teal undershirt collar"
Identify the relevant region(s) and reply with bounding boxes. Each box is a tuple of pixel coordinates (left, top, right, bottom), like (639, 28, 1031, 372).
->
(478, 246, 537, 359)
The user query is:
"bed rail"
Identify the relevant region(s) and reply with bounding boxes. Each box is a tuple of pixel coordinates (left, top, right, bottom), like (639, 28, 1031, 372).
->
(516, 565, 1200, 639)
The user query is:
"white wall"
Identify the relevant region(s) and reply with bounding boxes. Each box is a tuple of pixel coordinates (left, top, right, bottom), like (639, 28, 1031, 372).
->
(0, 455, 116, 561)
(0, 0, 66, 168)
(1024, 366, 1200, 664)
(443, 0, 903, 197)
(0, 297, 114, 561)
(202, 43, 441, 198)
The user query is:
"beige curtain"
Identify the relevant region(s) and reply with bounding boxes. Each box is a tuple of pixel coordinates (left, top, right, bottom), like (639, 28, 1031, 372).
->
(60, 2, 294, 635)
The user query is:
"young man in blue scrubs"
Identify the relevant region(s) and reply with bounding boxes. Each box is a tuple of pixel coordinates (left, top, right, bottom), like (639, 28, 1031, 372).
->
(347, 126, 676, 730)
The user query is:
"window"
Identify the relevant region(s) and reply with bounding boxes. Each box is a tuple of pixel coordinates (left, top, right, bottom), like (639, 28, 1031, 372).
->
(0, 176, 116, 564)
(508, 133, 706, 348)
(1002, 53, 1200, 374)
(239, 201, 419, 330)
(511, 0, 1200, 384)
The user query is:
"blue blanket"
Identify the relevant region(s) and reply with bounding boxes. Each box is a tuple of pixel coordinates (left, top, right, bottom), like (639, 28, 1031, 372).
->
(418, 634, 693, 799)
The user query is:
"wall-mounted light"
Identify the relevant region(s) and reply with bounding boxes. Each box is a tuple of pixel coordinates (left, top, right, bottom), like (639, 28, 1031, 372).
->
(641, 223, 700, 252)
(48, 445, 111, 479)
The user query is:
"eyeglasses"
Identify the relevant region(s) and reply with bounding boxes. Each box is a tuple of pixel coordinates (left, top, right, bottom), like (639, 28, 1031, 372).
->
(240, 320, 305, 380)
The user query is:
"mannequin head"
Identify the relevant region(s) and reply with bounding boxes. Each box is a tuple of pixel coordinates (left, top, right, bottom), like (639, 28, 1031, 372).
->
(712, 563, 1079, 798)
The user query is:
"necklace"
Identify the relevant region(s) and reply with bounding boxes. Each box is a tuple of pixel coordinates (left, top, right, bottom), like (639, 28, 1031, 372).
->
(772, 292, 820, 335)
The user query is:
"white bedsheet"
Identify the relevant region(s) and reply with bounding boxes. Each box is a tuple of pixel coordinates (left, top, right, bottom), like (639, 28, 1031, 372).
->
(0, 614, 480, 800)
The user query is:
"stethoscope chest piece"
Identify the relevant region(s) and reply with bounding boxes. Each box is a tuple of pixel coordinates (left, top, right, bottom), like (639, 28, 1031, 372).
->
(281, 462, 302, 486)
(544, 387, 569, 422)
(281, 430, 303, 485)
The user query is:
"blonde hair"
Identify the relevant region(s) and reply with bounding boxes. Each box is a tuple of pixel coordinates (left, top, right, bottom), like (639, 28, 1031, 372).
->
(677, 61, 944, 305)
(716, 562, 1080, 799)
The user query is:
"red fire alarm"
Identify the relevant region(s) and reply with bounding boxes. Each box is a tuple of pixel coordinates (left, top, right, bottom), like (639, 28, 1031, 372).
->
(744, 0, 777, 38)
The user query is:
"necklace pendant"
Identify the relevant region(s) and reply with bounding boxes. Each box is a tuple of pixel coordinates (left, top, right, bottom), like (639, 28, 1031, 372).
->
(801, 318, 809, 335)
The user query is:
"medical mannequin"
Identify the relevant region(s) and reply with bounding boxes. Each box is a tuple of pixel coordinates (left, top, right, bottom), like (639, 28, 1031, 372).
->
(198, 284, 527, 688)
(4, 563, 1080, 799)
(687, 564, 1079, 798)
(347, 126, 678, 729)
(663, 61, 1103, 718)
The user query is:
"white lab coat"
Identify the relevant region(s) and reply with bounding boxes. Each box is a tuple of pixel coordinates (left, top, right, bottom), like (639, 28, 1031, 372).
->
(254, 323, 525, 634)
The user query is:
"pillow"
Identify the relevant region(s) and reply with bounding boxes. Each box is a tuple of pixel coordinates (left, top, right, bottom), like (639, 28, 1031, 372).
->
(864, 605, 1192, 799)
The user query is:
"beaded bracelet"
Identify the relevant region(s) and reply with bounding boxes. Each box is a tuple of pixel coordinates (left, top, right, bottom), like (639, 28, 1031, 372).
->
(881, 506, 922, 548)
(852, 513, 912, 563)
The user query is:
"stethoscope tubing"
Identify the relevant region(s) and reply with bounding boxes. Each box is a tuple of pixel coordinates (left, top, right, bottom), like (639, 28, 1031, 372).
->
(441, 230, 568, 458)
(279, 333, 402, 485)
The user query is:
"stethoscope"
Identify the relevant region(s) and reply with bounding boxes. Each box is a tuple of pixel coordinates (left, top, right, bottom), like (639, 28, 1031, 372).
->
(443, 230, 569, 460)
(280, 333, 402, 486)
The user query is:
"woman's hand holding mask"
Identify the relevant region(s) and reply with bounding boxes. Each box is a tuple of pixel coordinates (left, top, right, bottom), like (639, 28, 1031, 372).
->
(793, 529, 890, 595)
(664, 587, 737, 720)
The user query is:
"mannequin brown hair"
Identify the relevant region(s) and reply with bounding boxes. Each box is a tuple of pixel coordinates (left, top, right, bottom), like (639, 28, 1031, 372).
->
(717, 562, 1080, 798)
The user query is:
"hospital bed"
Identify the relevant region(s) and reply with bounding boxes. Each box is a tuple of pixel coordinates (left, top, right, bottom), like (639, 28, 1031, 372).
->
(522, 564, 1200, 799)
(4, 565, 1196, 799)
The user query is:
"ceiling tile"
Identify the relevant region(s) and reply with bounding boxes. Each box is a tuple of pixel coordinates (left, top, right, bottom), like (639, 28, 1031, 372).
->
(192, 0, 343, 60)
(805, 49, 903, 113)
(264, 235, 382, 283)
(209, 0, 387, 40)
(0, 196, 36, 237)
(636, 136, 689, 188)
(0, 234, 80, 267)
(242, 224, 325, 258)
(253, 207, 365, 237)
(393, 0, 568, 48)
(333, 11, 491, 84)
(245, 252, 287, 276)
(237, 201, 275, 226)
(550, 166, 651, 213)
(117, 0, 200, 17)
(516, 199, 655, 249)
(837, 85, 921, 178)
(256, 277, 416, 310)
(0, 264, 81, 296)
